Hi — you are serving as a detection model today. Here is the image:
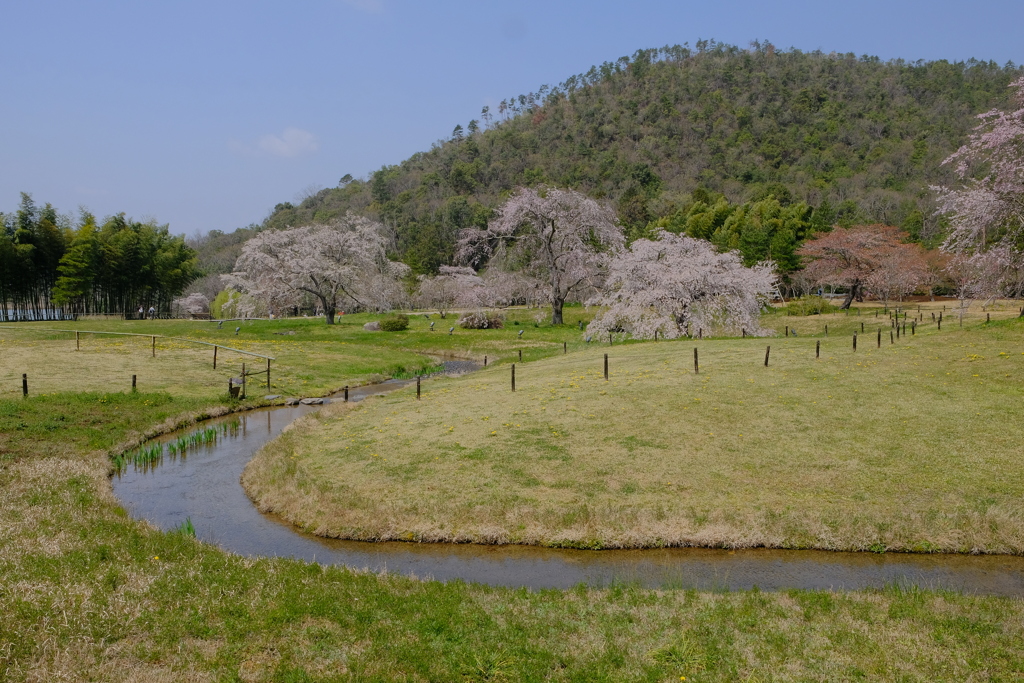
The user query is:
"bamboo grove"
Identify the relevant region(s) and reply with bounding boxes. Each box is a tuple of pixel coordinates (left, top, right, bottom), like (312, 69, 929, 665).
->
(0, 193, 197, 320)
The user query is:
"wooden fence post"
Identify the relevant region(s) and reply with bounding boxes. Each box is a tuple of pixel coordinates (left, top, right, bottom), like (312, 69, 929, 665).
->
(694, 347, 699, 374)
(563, 342, 567, 354)
(132, 374, 137, 391)
(22, 373, 27, 397)
(519, 349, 522, 361)
(877, 329, 881, 348)
(785, 326, 789, 337)
(764, 346, 770, 367)
(76, 331, 80, 350)
(824, 324, 828, 337)
(152, 336, 156, 357)
(742, 328, 746, 338)
(267, 358, 271, 388)
(853, 333, 857, 351)
(816, 340, 820, 358)
(344, 386, 349, 402)
(484, 355, 487, 367)
(604, 354, 608, 381)
(890, 330, 894, 344)
(416, 376, 421, 400)
(213, 346, 218, 369)
(241, 363, 246, 400)
(512, 364, 516, 392)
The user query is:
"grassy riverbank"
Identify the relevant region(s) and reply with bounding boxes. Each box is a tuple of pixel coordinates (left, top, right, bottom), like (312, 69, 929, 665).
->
(3, 305, 1024, 679)
(3, 393, 1024, 680)
(245, 310, 1024, 552)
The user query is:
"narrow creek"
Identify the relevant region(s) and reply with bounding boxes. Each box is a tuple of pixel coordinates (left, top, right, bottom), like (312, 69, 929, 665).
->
(112, 362, 1024, 596)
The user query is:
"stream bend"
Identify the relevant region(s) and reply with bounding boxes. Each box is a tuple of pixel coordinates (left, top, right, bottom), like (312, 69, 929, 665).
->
(112, 364, 1024, 595)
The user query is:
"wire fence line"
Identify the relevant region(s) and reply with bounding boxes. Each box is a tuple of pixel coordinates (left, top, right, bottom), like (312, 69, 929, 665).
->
(0, 326, 276, 360)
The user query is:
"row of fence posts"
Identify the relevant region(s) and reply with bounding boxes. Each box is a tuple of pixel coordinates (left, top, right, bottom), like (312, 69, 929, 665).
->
(497, 314, 951, 391)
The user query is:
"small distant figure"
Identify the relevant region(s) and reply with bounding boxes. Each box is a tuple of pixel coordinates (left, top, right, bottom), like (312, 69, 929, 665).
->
(430, 322, 435, 331)
(578, 321, 584, 330)
(148, 306, 156, 319)
(791, 329, 798, 336)
(138, 306, 144, 320)
(235, 327, 241, 336)
(424, 314, 431, 319)
(818, 288, 823, 297)
(585, 336, 592, 343)
(448, 327, 454, 335)
(518, 329, 524, 337)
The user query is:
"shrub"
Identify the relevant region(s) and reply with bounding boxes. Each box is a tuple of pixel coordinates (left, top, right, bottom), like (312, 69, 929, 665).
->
(459, 311, 505, 329)
(379, 314, 410, 331)
(786, 296, 837, 316)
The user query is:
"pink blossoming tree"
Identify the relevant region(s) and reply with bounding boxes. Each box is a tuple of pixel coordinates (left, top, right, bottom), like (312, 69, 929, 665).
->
(588, 231, 777, 340)
(225, 213, 409, 324)
(457, 187, 623, 324)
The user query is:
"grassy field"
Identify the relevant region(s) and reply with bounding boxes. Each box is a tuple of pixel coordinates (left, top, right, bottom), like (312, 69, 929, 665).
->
(0, 307, 595, 399)
(244, 303, 1024, 552)
(3, 303, 1024, 680)
(3, 391, 1024, 680)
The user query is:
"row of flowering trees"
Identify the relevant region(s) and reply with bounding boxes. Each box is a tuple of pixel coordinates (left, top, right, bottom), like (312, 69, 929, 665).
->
(227, 188, 780, 337)
(225, 77, 1024, 333)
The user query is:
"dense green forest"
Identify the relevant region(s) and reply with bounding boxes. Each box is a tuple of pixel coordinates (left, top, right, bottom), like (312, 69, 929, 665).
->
(207, 41, 1020, 277)
(0, 193, 196, 320)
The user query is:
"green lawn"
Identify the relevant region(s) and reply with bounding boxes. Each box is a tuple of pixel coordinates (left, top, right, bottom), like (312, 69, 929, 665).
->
(244, 307, 1024, 552)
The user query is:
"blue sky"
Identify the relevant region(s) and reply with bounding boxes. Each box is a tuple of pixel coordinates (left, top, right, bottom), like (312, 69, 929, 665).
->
(3, 0, 1022, 236)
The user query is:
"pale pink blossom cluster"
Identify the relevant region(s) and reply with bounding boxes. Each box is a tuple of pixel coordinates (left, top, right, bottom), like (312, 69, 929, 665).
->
(416, 266, 485, 318)
(457, 186, 623, 324)
(171, 292, 210, 317)
(587, 230, 778, 340)
(935, 77, 1024, 257)
(225, 213, 409, 324)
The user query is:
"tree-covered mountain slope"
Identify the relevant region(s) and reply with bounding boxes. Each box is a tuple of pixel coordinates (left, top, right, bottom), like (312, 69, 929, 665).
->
(210, 42, 1022, 275)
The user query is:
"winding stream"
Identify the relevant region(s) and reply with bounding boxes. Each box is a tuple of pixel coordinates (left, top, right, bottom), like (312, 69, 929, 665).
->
(112, 364, 1024, 596)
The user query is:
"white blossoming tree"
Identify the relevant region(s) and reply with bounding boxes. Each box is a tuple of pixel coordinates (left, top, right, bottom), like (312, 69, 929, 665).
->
(935, 76, 1024, 256)
(588, 231, 777, 339)
(171, 292, 210, 318)
(457, 186, 623, 324)
(225, 213, 409, 324)
(416, 266, 485, 318)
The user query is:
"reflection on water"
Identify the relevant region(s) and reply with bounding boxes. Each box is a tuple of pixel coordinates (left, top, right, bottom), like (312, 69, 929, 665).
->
(112, 372, 1024, 596)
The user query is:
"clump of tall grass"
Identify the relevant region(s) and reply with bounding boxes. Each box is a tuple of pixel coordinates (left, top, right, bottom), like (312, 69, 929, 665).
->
(172, 517, 196, 537)
(114, 420, 240, 472)
(391, 363, 444, 380)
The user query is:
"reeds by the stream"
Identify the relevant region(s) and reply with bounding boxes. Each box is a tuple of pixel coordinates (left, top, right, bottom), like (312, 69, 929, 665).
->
(114, 420, 239, 473)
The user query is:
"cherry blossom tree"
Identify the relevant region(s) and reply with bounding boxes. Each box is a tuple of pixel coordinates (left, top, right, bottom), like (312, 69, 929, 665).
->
(934, 76, 1024, 256)
(587, 231, 777, 340)
(478, 269, 544, 309)
(225, 213, 409, 324)
(457, 186, 623, 324)
(171, 292, 210, 318)
(798, 224, 929, 308)
(416, 266, 485, 318)
(864, 240, 931, 307)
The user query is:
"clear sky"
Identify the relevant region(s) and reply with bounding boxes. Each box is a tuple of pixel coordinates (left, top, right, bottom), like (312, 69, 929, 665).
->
(3, 0, 1022, 236)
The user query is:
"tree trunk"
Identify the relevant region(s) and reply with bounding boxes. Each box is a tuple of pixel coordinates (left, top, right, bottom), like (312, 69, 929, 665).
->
(840, 281, 861, 309)
(551, 296, 564, 325)
(319, 295, 336, 324)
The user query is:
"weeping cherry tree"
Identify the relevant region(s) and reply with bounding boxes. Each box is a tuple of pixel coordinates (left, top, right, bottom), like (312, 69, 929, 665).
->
(588, 231, 777, 339)
(457, 186, 623, 324)
(225, 213, 408, 324)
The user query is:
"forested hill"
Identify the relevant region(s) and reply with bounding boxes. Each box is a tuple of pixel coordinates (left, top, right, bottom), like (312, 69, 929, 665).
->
(218, 41, 1021, 275)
